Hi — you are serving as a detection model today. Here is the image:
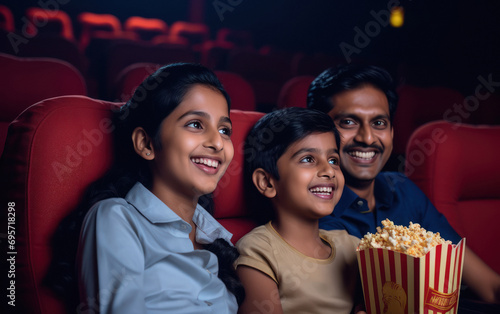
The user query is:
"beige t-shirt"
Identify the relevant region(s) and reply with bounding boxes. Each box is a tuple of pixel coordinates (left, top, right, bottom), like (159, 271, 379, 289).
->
(235, 222, 360, 314)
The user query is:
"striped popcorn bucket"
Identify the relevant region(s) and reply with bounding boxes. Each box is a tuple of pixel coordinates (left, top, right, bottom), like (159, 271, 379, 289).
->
(357, 239, 466, 314)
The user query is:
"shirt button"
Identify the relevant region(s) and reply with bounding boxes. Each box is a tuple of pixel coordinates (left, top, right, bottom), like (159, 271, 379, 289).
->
(357, 200, 364, 207)
(205, 301, 213, 306)
(206, 268, 211, 274)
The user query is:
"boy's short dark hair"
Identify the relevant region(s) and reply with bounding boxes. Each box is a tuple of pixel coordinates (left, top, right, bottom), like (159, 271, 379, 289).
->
(244, 107, 339, 224)
(307, 64, 398, 122)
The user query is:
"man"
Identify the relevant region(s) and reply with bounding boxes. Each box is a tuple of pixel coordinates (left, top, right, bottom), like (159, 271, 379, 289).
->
(307, 64, 500, 304)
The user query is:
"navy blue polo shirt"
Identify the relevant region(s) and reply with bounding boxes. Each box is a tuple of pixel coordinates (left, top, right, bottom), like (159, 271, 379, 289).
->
(319, 172, 461, 244)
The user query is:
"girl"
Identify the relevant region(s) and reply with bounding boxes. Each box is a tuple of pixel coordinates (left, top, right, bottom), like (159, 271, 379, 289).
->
(51, 63, 243, 313)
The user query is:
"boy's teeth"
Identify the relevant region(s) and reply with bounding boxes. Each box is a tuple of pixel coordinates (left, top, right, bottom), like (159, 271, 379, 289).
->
(191, 158, 219, 168)
(309, 187, 333, 194)
(349, 151, 376, 159)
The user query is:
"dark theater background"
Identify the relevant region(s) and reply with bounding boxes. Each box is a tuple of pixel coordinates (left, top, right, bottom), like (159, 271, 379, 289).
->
(1, 1, 500, 313)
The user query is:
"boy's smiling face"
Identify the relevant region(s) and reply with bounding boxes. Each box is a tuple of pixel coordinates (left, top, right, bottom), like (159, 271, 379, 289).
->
(272, 132, 344, 220)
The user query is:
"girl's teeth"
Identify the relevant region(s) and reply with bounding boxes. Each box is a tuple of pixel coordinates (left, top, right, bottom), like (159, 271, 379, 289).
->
(191, 158, 218, 168)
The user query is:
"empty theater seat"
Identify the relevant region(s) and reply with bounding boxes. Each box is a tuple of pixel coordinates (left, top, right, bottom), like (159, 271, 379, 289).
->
(77, 12, 124, 51)
(0, 53, 87, 156)
(393, 84, 466, 155)
(113, 63, 256, 111)
(213, 110, 265, 241)
(214, 71, 256, 111)
(0, 94, 264, 313)
(105, 41, 196, 98)
(0, 5, 14, 32)
(25, 8, 74, 40)
(169, 21, 210, 46)
(406, 121, 500, 274)
(113, 62, 161, 101)
(277, 75, 315, 109)
(124, 16, 169, 41)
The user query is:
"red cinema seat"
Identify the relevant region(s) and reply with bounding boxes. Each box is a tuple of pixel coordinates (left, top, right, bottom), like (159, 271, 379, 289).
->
(77, 12, 123, 51)
(0, 96, 121, 314)
(169, 21, 210, 46)
(277, 75, 315, 109)
(105, 42, 196, 98)
(0, 94, 263, 313)
(227, 50, 292, 111)
(25, 8, 74, 40)
(393, 84, 465, 155)
(11, 35, 87, 75)
(406, 121, 500, 274)
(468, 92, 500, 125)
(216, 28, 254, 49)
(0, 53, 87, 156)
(213, 110, 265, 242)
(114, 64, 256, 111)
(0, 5, 14, 32)
(199, 40, 234, 70)
(124, 16, 168, 41)
(215, 71, 256, 111)
(291, 52, 343, 76)
(113, 62, 161, 101)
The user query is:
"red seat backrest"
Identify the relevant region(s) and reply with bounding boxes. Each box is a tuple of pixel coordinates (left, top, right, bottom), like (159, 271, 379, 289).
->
(113, 62, 162, 101)
(0, 95, 264, 313)
(0, 5, 14, 32)
(105, 42, 196, 98)
(0, 96, 120, 314)
(25, 8, 74, 40)
(77, 12, 122, 50)
(0, 53, 87, 156)
(169, 21, 210, 46)
(113, 64, 257, 112)
(393, 84, 465, 155)
(406, 121, 500, 274)
(277, 75, 315, 109)
(124, 16, 169, 41)
(213, 110, 265, 242)
(215, 71, 256, 111)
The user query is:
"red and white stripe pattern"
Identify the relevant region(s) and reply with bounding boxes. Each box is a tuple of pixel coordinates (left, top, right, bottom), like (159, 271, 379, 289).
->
(357, 239, 466, 314)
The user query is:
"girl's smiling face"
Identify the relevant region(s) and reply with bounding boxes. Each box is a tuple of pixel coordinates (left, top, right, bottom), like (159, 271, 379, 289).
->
(150, 84, 234, 201)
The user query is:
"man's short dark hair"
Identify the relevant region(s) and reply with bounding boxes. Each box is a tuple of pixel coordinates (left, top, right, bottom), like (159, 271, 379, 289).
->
(307, 64, 398, 122)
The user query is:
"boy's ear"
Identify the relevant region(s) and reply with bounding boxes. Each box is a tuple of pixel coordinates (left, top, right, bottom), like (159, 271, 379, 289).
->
(131, 127, 155, 160)
(252, 168, 277, 199)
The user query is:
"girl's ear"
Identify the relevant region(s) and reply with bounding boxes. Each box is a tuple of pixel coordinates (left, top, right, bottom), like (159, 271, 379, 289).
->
(252, 168, 277, 199)
(131, 127, 155, 160)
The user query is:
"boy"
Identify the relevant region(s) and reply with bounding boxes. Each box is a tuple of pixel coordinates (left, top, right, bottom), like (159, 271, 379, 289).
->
(236, 107, 365, 314)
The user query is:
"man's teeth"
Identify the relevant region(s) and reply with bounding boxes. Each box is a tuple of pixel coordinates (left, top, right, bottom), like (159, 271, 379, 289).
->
(349, 151, 376, 159)
(309, 187, 332, 194)
(191, 158, 219, 168)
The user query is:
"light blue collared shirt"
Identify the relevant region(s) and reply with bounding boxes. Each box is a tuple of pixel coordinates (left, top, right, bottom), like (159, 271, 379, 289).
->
(77, 182, 237, 314)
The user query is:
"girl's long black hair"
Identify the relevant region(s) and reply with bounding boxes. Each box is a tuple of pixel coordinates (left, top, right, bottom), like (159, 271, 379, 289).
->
(45, 63, 244, 311)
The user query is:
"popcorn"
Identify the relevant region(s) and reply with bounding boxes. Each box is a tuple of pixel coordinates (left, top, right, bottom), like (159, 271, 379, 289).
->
(358, 219, 452, 257)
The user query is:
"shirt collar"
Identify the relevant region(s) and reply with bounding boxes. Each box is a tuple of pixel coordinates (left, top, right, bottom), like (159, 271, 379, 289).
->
(332, 185, 359, 217)
(125, 182, 233, 244)
(333, 173, 395, 216)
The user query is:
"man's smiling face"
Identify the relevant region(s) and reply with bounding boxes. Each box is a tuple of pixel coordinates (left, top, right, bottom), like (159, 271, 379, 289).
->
(327, 84, 393, 184)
